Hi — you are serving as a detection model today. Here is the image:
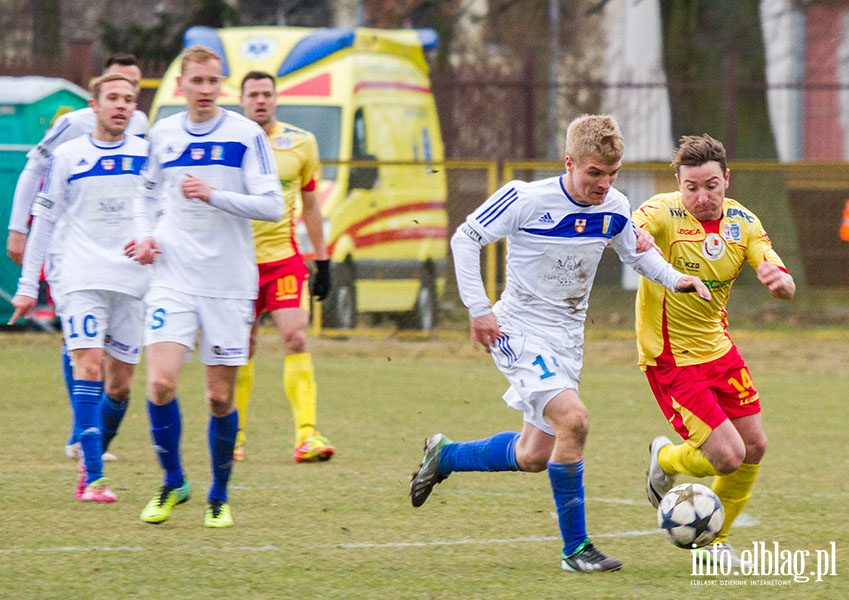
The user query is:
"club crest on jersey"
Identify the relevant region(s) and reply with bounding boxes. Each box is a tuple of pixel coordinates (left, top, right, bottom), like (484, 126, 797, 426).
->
(722, 222, 741, 242)
(273, 134, 294, 150)
(602, 214, 613, 234)
(211, 145, 224, 161)
(702, 233, 726, 261)
(101, 159, 115, 171)
(122, 157, 133, 171)
(191, 147, 205, 160)
(574, 218, 587, 233)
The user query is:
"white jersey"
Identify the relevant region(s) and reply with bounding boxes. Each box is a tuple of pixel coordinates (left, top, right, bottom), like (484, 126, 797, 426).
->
(452, 176, 685, 348)
(27, 107, 149, 165)
(134, 109, 283, 300)
(8, 107, 148, 234)
(18, 134, 150, 299)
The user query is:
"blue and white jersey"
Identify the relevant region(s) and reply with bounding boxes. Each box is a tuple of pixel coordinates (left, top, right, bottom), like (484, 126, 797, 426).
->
(134, 108, 284, 300)
(23, 134, 150, 299)
(453, 176, 683, 347)
(8, 107, 148, 235)
(27, 107, 149, 165)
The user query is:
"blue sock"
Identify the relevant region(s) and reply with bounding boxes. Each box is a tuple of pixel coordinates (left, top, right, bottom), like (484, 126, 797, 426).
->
(548, 461, 588, 556)
(438, 431, 520, 475)
(73, 380, 104, 484)
(62, 345, 77, 445)
(147, 398, 184, 488)
(208, 411, 238, 503)
(100, 394, 128, 452)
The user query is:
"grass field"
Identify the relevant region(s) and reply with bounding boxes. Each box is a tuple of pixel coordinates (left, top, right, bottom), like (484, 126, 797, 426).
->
(1, 325, 848, 599)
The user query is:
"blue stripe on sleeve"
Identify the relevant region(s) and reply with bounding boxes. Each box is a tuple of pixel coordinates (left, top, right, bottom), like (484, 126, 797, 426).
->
(41, 118, 72, 147)
(42, 156, 55, 189)
(477, 188, 518, 227)
(254, 134, 273, 175)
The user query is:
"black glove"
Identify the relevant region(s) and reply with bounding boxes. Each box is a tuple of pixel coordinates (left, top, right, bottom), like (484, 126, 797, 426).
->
(310, 259, 332, 301)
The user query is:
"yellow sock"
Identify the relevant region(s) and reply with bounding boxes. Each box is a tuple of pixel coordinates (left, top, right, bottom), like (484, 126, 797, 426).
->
(284, 352, 318, 447)
(711, 462, 760, 543)
(659, 443, 719, 478)
(234, 358, 255, 437)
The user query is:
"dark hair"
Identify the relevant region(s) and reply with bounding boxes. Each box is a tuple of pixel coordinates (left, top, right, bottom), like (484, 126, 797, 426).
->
(240, 70, 275, 93)
(104, 53, 140, 69)
(672, 134, 727, 174)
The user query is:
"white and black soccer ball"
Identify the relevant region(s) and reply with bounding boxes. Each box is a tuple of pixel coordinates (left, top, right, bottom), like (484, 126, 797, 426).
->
(657, 483, 724, 549)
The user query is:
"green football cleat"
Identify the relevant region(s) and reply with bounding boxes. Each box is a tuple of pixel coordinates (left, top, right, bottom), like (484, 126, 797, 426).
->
(139, 481, 191, 524)
(410, 433, 452, 507)
(204, 499, 234, 528)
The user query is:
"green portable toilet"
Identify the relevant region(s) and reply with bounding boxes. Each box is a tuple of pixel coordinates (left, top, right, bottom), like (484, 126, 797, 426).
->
(0, 76, 88, 325)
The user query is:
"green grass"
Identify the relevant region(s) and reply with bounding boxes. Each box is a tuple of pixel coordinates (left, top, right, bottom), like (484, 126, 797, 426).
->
(1, 327, 848, 599)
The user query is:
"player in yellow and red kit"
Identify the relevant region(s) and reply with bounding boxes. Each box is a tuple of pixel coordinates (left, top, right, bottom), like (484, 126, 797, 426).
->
(234, 70, 334, 463)
(635, 134, 795, 567)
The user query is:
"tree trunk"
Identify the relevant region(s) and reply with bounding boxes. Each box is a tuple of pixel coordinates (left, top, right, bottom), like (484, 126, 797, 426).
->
(659, 0, 777, 159)
(31, 0, 61, 58)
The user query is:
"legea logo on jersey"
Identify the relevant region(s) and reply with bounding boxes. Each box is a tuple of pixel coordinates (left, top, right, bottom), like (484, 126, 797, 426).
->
(677, 228, 702, 236)
(702, 233, 726, 261)
(574, 218, 587, 233)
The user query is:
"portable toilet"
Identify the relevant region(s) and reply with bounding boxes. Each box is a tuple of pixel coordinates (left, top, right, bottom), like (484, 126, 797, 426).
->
(0, 76, 88, 324)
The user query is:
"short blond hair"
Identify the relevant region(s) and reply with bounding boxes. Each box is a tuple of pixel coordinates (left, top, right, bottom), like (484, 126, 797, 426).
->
(564, 114, 624, 165)
(180, 45, 222, 74)
(89, 72, 137, 102)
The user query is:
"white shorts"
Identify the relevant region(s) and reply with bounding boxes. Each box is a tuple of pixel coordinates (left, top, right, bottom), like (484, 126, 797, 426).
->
(144, 287, 255, 366)
(489, 331, 582, 437)
(61, 289, 144, 364)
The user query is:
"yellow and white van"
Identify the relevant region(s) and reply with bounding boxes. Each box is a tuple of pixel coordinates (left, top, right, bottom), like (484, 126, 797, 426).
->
(150, 26, 448, 329)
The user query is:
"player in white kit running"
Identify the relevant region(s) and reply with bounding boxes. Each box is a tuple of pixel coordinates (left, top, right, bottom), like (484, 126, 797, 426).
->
(410, 114, 712, 572)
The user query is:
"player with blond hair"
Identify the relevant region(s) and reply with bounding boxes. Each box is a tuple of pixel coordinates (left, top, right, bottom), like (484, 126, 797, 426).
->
(411, 114, 711, 572)
(130, 46, 284, 528)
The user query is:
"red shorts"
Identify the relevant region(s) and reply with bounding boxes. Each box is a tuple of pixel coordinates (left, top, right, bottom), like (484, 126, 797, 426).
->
(644, 344, 761, 448)
(255, 256, 310, 317)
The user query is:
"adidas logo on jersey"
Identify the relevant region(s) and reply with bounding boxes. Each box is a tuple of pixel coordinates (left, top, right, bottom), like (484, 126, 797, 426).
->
(76, 158, 89, 166)
(538, 212, 555, 224)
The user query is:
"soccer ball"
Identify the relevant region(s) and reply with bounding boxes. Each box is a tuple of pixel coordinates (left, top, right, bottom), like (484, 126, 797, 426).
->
(657, 483, 724, 549)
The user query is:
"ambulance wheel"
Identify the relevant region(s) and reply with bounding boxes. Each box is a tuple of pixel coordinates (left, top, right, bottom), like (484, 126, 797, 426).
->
(323, 263, 357, 329)
(401, 267, 438, 331)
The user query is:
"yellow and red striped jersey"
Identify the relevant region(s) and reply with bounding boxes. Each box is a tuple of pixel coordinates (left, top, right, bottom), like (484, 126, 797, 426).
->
(252, 121, 320, 265)
(633, 192, 789, 368)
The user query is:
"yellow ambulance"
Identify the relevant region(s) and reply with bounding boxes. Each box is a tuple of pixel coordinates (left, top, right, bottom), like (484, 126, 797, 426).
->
(150, 26, 448, 330)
